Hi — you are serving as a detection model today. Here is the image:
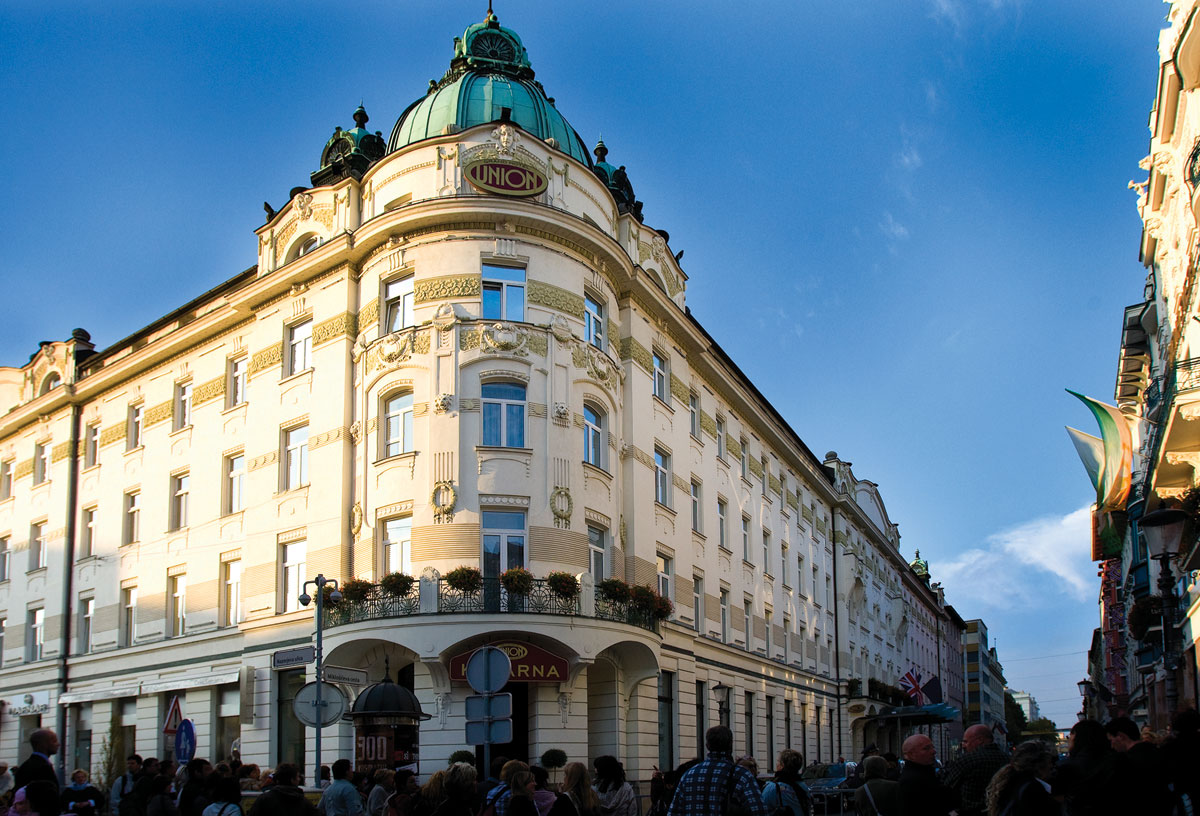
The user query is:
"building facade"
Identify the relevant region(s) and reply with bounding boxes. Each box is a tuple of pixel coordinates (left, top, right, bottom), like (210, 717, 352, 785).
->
(0, 12, 968, 781)
(963, 619, 1007, 735)
(1008, 689, 1040, 723)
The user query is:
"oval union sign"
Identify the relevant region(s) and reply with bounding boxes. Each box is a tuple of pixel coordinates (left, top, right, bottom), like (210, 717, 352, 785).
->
(464, 159, 547, 197)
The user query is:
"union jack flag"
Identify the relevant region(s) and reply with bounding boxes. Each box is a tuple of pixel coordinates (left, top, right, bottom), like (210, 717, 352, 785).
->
(899, 669, 925, 706)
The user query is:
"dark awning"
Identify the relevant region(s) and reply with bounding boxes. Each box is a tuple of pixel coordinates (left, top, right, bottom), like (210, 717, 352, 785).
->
(865, 703, 960, 725)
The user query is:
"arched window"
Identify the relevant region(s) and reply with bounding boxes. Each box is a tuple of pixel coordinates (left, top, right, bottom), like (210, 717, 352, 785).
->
(583, 403, 605, 468)
(38, 373, 61, 396)
(481, 382, 525, 447)
(298, 236, 319, 256)
(382, 392, 414, 457)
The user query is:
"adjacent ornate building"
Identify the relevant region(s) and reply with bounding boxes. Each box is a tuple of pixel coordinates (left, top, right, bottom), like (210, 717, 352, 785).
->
(0, 12, 968, 780)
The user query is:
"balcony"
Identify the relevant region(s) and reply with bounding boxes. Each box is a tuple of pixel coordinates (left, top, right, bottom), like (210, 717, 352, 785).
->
(322, 575, 660, 634)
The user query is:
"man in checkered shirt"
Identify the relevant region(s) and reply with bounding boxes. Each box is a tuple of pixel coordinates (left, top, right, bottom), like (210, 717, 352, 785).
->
(667, 725, 768, 816)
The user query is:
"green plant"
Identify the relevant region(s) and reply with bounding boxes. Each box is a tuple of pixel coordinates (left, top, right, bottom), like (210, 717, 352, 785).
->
(597, 578, 630, 603)
(629, 584, 656, 611)
(449, 749, 476, 766)
(381, 572, 416, 596)
(445, 566, 483, 593)
(540, 748, 567, 769)
(651, 593, 673, 620)
(501, 567, 534, 595)
(546, 571, 580, 599)
(341, 578, 373, 603)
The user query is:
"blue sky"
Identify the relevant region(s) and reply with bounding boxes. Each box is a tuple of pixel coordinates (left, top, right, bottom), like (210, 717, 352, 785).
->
(0, 1, 1167, 727)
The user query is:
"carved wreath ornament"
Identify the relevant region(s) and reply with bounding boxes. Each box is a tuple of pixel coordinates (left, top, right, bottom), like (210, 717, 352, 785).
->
(550, 487, 573, 528)
(432, 480, 457, 522)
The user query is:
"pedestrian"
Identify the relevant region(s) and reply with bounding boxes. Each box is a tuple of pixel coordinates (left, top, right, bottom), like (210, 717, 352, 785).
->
(852, 756, 901, 816)
(147, 777, 180, 816)
(666, 726, 768, 816)
(735, 757, 759, 785)
(1104, 716, 1170, 815)
(200, 778, 244, 816)
(178, 760, 212, 816)
(1161, 708, 1200, 815)
(408, 770, 448, 816)
(1054, 719, 1117, 816)
(7, 787, 32, 816)
(505, 773, 538, 816)
(111, 757, 142, 816)
(384, 771, 415, 816)
(480, 761, 528, 816)
(237, 767, 260, 794)
(476, 758, 507, 810)
(943, 725, 1009, 816)
(15, 730, 60, 794)
(63, 769, 106, 816)
(547, 763, 598, 816)
(247, 765, 315, 816)
(984, 741, 1060, 816)
(590, 758, 635, 816)
(123, 758, 161, 816)
(761, 749, 810, 816)
(527, 769, 554, 816)
(898, 734, 956, 816)
(318, 760, 364, 816)
(429, 764, 475, 816)
(0, 764, 15, 798)
(366, 771, 394, 816)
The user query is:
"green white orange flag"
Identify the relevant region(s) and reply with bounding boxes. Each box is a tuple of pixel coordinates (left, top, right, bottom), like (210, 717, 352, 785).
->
(1065, 390, 1133, 511)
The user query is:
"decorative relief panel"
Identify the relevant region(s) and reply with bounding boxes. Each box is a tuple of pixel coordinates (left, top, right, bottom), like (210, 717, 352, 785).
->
(725, 435, 742, 461)
(99, 425, 126, 448)
(528, 402, 547, 418)
(748, 457, 764, 479)
(14, 459, 33, 479)
(618, 336, 653, 373)
(359, 299, 380, 329)
(802, 504, 814, 523)
(144, 401, 172, 428)
(376, 500, 415, 518)
(787, 492, 800, 512)
(700, 411, 717, 439)
(192, 376, 225, 407)
(250, 343, 283, 376)
(608, 319, 620, 345)
(769, 474, 782, 495)
(413, 333, 430, 354)
(480, 494, 530, 508)
(51, 441, 75, 463)
(310, 427, 345, 451)
(414, 275, 481, 303)
(527, 280, 585, 319)
(672, 474, 690, 493)
(670, 374, 690, 404)
(249, 450, 279, 472)
(460, 329, 481, 351)
(526, 335, 548, 357)
(313, 313, 357, 347)
(460, 398, 480, 412)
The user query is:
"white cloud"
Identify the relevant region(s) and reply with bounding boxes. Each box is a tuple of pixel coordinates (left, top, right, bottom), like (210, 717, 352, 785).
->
(932, 506, 1095, 610)
(880, 211, 910, 240)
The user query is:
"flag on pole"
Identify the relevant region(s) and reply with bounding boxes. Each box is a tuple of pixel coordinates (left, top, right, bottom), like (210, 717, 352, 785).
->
(921, 675, 943, 704)
(899, 670, 925, 706)
(1065, 390, 1134, 512)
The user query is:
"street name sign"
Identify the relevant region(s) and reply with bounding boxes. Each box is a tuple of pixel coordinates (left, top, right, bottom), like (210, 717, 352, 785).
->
(272, 646, 316, 669)
(324, 665, 369, 686)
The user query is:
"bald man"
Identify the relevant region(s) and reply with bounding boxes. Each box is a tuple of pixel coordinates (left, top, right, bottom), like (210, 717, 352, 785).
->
(943, 725, 1007, 816)
(898, 734, 956, 816)
(14, 729, 60, 793)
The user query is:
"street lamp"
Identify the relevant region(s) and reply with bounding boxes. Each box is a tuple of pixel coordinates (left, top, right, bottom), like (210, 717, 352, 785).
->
(299, 574, 342, 788)
(1076, 680, 1092, 720)
(712, 682, 731, 728)
(1140, 508, 1187, 720)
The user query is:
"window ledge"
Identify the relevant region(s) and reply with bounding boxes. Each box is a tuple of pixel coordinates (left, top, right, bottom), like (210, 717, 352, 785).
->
(221, 509, 246, 521)
(221, 401, 248, 416)
(582, 461, 612, 481)
(0, 496, 12, 504)
(124, 445, 144, 457)
(654, 501, 676, 516)
(31, 480, 51, 490)
(718, 544, 733, 553)
(26, 567, 47, 577)
(691, 529, 706, 541)
(279, 368, 314, 387)
(475, 446, 534, 454)
(277, 485, 310, 497)
(81, 464, 100, 474)
(375, 451, 419, 467)
(742, 559, 756, 569)
(169, 424, 193, 438)
(689, 432, 704, 445)
(741, 477, 754, 489)
(75, 555, 102, 566)
(652, 395, 674, 413)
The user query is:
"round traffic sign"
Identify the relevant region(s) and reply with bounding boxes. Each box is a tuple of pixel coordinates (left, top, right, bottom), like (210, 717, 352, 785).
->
(465, 646, 512, 694)
(174, 719, 196, 762)
(293, 681, 346, 727)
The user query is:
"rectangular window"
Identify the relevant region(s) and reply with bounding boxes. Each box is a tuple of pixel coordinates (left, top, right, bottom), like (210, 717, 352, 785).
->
(584, 292, 605, 349)
(384, 276, 416, 332)
(765, 608, 773, 655)
(813, 566, 819, 603)
(781, 544, 789, 586)
(127, 404, 143, 450)
(283, 425, 309, 490)
(696, 680, 707, 760)
(29, 522, 45, 571)
(228, 357, 248, 408)
(223, 560, 243, 627)
(481, 510, 527, 578)
(0, 460, 11, 498)
(174, 382, 192, 430)
(583, 404, 605, 468)
(383, 393, 415, 457)
(226, 454, 246, 514)
(654, 448, 671, 506)
(766, 695, 776, 763)
(27, 608, 44, 662)
(744, 691, 755, 757)
(84, 423, 100, 468)
(121, 586, 137, 647)
(382, 516, 412, 575)
(692, 574, 704, 633)
(588, 525, 606, 579)
(689, 393, 700, 437)
(742, 516, 751, 562)
(0, 536, 8, 581)
(826, 575, 832, 609)
(740, 439, 749, 480)
(482, 264, 525, 321)
(763, 531, 771, 573)
(170, 473, 190, 530)
(760, 457, 768, 495)
(716, 418, 726, 459)
(717, 499, 728, 550)
(657, 670, 676, 771)
(282, 541, 307, 613)
(33, 443, 49, 485)
(744, 599, 753, 646)
(690, 480, 701, 532)
(652, 351, 668, 401)
(784, 698, 793, 750)
(78, 597, 94, 654)
(80, 507, 96, 559)
(656, 554, 672, 599)
(122, 490, 139, 546)
(783, 615, 792, 663)
(481, 382, 526, 448)
(169, 574, 186, 637)
(287, 319, 313, 375)
(0, 617, 5, 658)
(720, 589, 730, 643)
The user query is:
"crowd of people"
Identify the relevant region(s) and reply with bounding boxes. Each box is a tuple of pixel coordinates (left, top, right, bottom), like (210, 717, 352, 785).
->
(0, 711, 1197, 816)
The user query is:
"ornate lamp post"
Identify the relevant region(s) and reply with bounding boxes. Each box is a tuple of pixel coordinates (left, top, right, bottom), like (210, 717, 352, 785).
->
(712, 682, 731, 729)
(1076, 679, 1092, 719)
(1139, 508, 1187, 720)
(299, 574, 342, 787)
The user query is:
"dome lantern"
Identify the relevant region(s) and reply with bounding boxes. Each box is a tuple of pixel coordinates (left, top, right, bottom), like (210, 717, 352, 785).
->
(311, 104, 387, 188)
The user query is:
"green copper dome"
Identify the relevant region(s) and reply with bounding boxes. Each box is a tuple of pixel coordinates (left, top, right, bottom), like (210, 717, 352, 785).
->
(388, 11, 592, 167)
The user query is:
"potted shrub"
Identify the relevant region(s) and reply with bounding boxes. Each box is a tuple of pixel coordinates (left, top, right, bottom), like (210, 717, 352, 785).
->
(629, 584, 656, 612)
(341, 578, 373, 603)
(596, 578, 630, 603)
(546, 571, 580, 600)
(448, 750, 476, 766)
(500, 567, 534, 595)
(381, 572, 416, 597)
(445, 566, 483, 593)
(540, 748, 567, 783)
(651, 593, 673, 621)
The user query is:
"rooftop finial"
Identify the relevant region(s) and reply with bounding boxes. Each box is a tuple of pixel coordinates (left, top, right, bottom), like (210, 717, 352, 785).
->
(353, 103, 369, 128)
(383, 655, 392, 681)
(594, 137, 608, 162)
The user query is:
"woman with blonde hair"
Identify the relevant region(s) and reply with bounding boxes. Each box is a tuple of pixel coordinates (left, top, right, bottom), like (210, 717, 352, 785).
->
(548, 763, 599, 816)
(985, 740, 1060, 816)
(507, 772, 539, 816)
